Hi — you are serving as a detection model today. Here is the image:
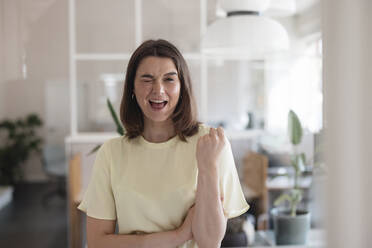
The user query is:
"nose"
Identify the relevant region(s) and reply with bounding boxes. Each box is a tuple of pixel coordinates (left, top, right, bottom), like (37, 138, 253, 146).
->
(152, 79, 165, 94)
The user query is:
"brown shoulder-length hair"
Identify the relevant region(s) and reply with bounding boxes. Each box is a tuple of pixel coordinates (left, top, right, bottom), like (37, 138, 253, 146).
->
(120, 39, 201, 142)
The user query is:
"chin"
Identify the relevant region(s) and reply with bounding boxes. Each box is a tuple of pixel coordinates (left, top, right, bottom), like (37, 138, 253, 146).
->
(144, 113, 172, 123)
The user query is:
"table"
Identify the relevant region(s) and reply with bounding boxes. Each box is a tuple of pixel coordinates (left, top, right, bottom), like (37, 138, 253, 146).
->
(250, 229, 326, 247)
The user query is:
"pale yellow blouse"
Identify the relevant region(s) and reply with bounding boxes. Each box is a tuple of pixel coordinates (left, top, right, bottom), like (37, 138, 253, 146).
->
(78, 124, 249, 248)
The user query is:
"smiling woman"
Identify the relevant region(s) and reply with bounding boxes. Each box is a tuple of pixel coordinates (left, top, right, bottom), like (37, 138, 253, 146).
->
(134, 56, 181, 126)
(120, 39, 199, 142)
(139, 70, 178, 112)
(77, 39, 249, 248)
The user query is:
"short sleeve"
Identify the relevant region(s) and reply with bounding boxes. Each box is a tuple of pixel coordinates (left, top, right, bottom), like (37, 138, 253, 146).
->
(218, 137, 250, 219)
(77, 142, 117, 220)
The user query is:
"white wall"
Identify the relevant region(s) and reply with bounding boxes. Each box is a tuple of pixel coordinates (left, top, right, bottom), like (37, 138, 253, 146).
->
(324, 0, 372, 247)
(0, 1, 3, 120)
(1, 0, 69, 181)
(0, 0, 321, 181)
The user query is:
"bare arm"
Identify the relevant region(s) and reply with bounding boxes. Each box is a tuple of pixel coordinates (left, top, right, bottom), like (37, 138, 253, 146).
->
(192, 166, 227, 248)
(192, 127, 228, 248)
(87, 205, 195, 248)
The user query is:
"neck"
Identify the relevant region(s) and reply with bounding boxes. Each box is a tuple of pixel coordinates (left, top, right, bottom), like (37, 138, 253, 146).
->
(142, 119, 176, 143)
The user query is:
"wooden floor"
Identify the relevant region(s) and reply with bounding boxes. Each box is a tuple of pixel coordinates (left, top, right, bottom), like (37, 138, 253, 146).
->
(0, 182, 68, 248)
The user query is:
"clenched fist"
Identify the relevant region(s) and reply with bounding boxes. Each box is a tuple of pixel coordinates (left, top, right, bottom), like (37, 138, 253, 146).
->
(196, 126, 226, 173)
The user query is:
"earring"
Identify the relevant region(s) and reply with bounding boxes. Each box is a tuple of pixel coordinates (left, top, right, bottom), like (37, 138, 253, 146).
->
(131, 94, 134, 100)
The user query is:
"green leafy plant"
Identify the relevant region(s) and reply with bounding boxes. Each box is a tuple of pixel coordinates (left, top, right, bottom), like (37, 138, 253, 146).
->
(274, 110, 307, 217)
(89, 99, 125, 155)
(0, 114, 43, 185)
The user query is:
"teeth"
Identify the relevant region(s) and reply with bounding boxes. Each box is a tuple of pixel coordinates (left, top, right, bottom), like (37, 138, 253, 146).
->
(150, 100, 166, 103)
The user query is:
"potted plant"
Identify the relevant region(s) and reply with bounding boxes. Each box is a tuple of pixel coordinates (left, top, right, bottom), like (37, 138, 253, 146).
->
(271, 110, 311, 245)
(0, 114, 43, 208)
(89, 99, 125, 154)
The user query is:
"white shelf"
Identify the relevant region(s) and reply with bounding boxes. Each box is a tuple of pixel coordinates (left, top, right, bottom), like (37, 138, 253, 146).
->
(65, 129, 262, 144)
(267, 176, 313, 190)
(73, 53, 203, 61)
(68, 0, 210, 135)
(75, 53, 132, 60)
(225, 129, 263, 140)
(65, 132, 119, 144)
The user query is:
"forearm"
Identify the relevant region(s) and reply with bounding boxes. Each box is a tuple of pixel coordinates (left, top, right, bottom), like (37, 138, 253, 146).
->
(91, 229, 186, 248)
(192, 165, 227, 248)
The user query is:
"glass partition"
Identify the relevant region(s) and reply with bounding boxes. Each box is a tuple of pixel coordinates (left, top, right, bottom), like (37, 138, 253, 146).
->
(142, 0, 201, 53)
(77, 60, 127, 132)
(76, 0, 135, 53)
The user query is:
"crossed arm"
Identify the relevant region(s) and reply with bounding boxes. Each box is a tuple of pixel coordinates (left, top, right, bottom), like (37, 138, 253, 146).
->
(192, 164, 228, 248)
(192, 127, 228, 247)
(86, 128, 228, 248)
(86, 217, 188, 248)
(86, 168, 227, 248)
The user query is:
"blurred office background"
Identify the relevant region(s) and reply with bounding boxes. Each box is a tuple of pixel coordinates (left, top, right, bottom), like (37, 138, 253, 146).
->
(0, 0, 371, 247)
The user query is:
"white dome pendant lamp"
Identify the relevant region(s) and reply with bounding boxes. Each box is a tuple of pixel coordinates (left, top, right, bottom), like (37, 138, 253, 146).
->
(202, 0, 290, 60)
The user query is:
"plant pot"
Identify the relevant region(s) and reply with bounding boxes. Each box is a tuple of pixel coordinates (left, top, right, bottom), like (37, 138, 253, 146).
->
(271, 208, 311, 245)
(221, 231, 247, 247)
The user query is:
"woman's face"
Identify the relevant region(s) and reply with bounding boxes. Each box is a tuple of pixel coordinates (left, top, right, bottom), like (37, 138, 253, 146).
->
(134, 56, 181, 125)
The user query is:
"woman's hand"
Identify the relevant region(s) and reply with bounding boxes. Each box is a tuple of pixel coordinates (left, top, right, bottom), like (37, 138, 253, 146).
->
(177, 197, 225, 244)
(177, 205, 195, 243)
(196, 127, 226, 173)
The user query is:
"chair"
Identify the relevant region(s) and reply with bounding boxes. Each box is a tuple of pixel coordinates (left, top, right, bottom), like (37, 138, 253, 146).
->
(222, 151, 269, 246)
(41, 144, 67, 206)
(241, 151, 269, 230)
(68, 153, 83, 248)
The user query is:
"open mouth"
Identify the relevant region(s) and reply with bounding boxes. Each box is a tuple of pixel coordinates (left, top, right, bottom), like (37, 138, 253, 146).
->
(149, 100, 168, 110)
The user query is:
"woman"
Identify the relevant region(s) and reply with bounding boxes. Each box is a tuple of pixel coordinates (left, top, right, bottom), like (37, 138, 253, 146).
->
(78, 39, 249, 248)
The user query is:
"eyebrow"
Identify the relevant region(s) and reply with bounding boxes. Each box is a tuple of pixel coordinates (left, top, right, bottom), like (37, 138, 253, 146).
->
(164, 72, 178, 76)
(140, 74, 154, 79)
(140, 72, 178, 78)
